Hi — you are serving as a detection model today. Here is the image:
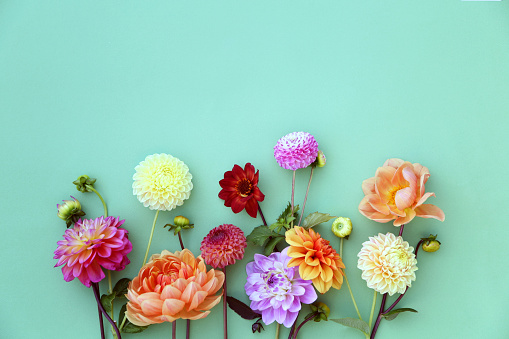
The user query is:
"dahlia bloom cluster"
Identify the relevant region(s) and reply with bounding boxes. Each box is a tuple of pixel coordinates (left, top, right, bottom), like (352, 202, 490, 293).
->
(274, 132, 319, 170)
(54, 216, 132, 287)
(133, 153, 193, 211)
(359, 158, 445, 226)
(245, 248, 317, 328)
(285, 226, 345, 294)
(357, 233, 417, 296)
(126, 249, 224, 325)
(200, 224, 247, 269)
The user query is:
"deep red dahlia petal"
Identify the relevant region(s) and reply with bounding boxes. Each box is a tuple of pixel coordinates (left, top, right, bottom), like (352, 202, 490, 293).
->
(252, 187, 265, 201)
(231, 196, 247, 213)
(244, 163, 255, 181)
(231, 165, 246, 181)
(219, 178, 238, 189)
(252, 170, 259, 186)
(245, 198, 258, 218)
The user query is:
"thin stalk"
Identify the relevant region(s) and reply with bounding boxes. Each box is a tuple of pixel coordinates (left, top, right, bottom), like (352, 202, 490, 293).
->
(222, 267, 228, 339)
(398, 224, 405, 237)
(172, 321, 176, 339)
(288, 311, 299, 339)
(291, 171, 296, 227)
(178, 231, 185, 251)
(143, 210, 160, 266)
(370, 293, 387, 339)
(87, 186, 108, 217)
(92, 282, 122, 339)
(297, 167, 314, 226)
(258, 204, 267, 226)
(368, 291, 377, 328)
(94, 288, 106, 339)
(292, 312, 317, 339)
(340, 238, 362, 320)
(275, 323, 280, 339)
(119, 316, 127, 332)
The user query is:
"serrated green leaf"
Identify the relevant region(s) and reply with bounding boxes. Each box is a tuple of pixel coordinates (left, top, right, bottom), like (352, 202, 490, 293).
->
(331, 318, 370, 335)
(247, 226, 277, 246)
(100, 293, 115, 314)
(302, 212, 336, 229)
(382, 308, 418, 321)
(112, 278, 131, 298)
(118, 303, 149, 333)
(264, 236, 285, 256)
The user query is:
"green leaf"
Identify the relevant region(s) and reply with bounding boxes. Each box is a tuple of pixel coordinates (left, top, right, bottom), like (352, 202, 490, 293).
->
(118, 303, 149, 333)
(264, 236, 285, 256)
(331, 318, 370, 335)
(247, 226, 277, 246)
(302, 212, 336, 229)
(100, 293, 115, 315)
(112, 278, 131, 297)
(382, 308, 418, 321)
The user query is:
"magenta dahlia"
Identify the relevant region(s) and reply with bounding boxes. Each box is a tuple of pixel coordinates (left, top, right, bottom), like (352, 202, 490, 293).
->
(54, 216, 132, 287)
(274, 132, 319, 170)
(200, 224, 247, 269)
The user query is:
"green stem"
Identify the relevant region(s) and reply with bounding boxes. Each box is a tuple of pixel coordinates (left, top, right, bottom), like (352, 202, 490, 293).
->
(143, 210, 160, 266)
(368, 291, 377, 328)
(275, 323, 280, 339)
(87, 185, 108, 217)
(340, 238, 363, 321)
(297, 167, 314, 226)
(119, 316, 127, 332)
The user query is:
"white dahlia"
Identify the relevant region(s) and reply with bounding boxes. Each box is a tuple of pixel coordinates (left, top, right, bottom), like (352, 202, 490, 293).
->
(133, 154, 193, 211)
(357, 233, 417, 296)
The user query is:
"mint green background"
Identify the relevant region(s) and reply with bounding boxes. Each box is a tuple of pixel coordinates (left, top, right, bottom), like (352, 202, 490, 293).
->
(1, 1, 508, 338)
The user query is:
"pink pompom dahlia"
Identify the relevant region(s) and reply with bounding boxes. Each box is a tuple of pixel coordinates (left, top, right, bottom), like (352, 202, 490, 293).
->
(54, 216, 132, 287)
(274, 132, 319, 170)
(200, 224, 247, 269)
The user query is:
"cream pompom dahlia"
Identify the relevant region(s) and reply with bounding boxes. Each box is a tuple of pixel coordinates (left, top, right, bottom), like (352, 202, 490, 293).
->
(133, 153, 193, 211)
(357, 233, 417, 296)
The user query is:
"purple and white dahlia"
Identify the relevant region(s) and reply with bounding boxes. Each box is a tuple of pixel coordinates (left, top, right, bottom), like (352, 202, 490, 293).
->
(274, 132, 319, 170)
(245, 247, 317, 327)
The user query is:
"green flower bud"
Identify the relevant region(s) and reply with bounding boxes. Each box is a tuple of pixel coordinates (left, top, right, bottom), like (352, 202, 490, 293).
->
(57, 196, 85, 228)
(331, 217, 352, 238)
(421, 234, 441, 252)
(310, 302, 330, 322)
(174, 215, 190, 227)
(316, 150, 326, 167)
(73, 175, 97, 193)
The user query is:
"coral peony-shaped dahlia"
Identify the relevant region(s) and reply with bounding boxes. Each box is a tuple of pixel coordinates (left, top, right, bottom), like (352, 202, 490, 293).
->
(126, 249, 224, 325)
(285, 226, 344, 294)
(357, 233, 417, 296)
(200, 224, 247, 269)
(54, 216, 132, 287)
(274, 132, 319, 170)
(245, 247, 317, 328)
(133, 153, 193, 211)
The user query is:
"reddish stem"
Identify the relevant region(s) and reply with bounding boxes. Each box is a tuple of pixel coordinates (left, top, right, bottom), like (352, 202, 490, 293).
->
(258, 204, 267, 226)
(91, 282, 121, 339)
(222, 267, 228, 339)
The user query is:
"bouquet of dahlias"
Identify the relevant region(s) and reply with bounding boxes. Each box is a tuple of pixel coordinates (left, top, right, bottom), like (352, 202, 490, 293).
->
(53, 132, 445, 339)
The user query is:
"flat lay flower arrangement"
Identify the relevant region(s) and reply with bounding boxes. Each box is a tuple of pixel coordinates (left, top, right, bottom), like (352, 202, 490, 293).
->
(54, 131, 445, 339)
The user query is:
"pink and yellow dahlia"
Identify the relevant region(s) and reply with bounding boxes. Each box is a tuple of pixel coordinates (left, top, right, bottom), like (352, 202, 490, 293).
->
(126, 249, 224, 325)
(357, 233, 417, 296)
(359, 158, 445, 226)
(285, 226, 344, 294)
(54, 216, 132, 287)
(200, 224, 247, 269)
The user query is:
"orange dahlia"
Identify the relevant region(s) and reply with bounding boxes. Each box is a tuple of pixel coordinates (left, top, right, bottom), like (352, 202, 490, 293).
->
(125, 249, 224, 326)
(200, 224, 247, 269)
(285, 226, 345, 294)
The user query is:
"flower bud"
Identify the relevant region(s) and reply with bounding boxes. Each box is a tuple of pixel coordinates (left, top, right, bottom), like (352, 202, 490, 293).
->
(316, 150, 326, 167)
(174, 215, 190, 227)
(251, 319, 264, 333)
(310, 302, 330, 322)
(57, 196, 85, 228)
(73, 175, 97, 193)
(421, 234, 441, 252)
(331, 217, 352, 238)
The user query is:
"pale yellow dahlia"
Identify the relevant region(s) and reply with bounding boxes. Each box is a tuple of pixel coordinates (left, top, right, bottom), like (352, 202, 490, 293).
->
(133, 154, 193, 211)
(357, 233, 417, 296)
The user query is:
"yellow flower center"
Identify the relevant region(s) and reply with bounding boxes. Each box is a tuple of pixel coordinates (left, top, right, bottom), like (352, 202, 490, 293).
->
(153, 165, 177, 190)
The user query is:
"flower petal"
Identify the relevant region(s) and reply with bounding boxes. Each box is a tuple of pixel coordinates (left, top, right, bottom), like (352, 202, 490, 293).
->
(415, 204, 445, 221)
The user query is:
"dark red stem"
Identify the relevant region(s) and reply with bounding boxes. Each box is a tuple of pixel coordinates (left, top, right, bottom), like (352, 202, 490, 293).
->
(93, 285, 105, 339)
(370, 293, 388, 339)
(292, 312, 317, 339)
(258, 204, 267, 226)
(287, 311, 300, 339)
(91, 282, 122, 339)
(176, 231, 190, 339)
(172, 321, 176, 339)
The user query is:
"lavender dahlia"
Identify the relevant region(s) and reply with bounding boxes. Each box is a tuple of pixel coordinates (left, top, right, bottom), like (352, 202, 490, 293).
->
(274, 132, 319, 170)
(245, 247, 317, 327)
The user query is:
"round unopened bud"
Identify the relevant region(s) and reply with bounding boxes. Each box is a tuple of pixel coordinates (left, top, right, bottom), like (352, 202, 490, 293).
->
(73, 175, 97, 193)
(316, 150, 326, 167)
(421, 234, 441, 252)
(331, 217, 352, 238)
(174, 215, 190, 227)
(310, 302, 330, 322)
(57, 196, 85, 227)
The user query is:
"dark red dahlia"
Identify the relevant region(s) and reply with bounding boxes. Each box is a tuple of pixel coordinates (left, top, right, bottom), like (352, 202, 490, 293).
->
(218, 163, 265, 218)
